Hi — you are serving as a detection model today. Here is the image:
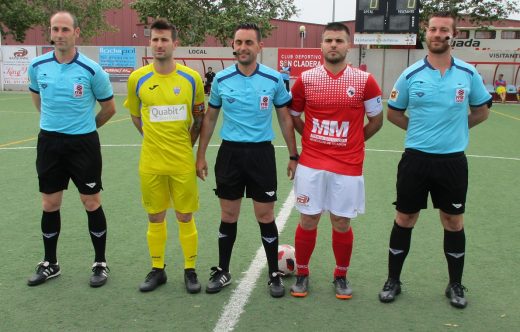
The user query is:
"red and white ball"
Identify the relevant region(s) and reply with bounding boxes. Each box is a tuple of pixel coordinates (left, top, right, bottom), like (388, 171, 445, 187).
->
(278, 244, 296, 276)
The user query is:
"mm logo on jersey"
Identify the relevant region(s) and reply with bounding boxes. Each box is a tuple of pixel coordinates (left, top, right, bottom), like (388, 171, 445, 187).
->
(312, 118, 349, 137)
(73, 83, 84, 98)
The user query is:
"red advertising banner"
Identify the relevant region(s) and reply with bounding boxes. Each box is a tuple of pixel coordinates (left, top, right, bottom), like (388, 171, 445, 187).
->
(103, 67, 134, 82)
(277, 48, 324, 78)
(104, 67, 133, 75)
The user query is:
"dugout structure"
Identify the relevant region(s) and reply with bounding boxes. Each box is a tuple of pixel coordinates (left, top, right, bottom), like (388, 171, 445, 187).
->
(142, 56, 236, 80)
(470, 61, 520, 102)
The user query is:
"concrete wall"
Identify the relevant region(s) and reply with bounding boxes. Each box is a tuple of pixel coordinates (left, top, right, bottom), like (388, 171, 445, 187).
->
(2, 46, 519, 97)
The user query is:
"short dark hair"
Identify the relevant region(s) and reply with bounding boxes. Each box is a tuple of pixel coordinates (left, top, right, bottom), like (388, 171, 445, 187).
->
(234, 23, 262, 42)
(323, 22, 350, 37)
(150, 18, 178, 41)
(428, 11, 457, 31)
(51, 11, 79, 29)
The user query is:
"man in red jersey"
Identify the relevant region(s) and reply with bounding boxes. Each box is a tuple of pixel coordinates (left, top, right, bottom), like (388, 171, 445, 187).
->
(289, 22, 383, 299)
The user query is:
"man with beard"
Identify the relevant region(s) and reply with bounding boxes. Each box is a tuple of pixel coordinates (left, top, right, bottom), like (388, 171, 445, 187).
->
(378, 12, 491, 309)
(196, 23, 298, 298)
(125, 19, 205, 294)
(288, 22, 383, 299)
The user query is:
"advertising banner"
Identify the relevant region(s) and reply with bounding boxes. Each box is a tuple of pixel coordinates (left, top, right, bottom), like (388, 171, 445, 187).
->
(99, 47, 136, 82)
(2, 46, 36, 85)
(354, 33, 416, 45)
(277, 48, 324, 78)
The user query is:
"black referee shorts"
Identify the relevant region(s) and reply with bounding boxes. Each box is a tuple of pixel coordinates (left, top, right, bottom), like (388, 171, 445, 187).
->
(214, 140, 277, 202)
(36, 129, 103, 195)
(394, 148, 468, 215)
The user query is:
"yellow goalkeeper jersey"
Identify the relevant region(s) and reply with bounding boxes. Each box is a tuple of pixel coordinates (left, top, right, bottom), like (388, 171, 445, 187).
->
(125, 63, 205, 175)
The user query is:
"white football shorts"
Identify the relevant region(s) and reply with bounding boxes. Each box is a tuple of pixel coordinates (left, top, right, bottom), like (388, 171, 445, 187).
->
(293, 164, 365, 218)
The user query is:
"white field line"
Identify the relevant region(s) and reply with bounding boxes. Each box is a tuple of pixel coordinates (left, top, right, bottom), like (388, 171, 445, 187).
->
(213, 189, 295, 332)
(2, 145, 519, 161)
(207, 147, 517, 331)
(2, 143, 518, 327)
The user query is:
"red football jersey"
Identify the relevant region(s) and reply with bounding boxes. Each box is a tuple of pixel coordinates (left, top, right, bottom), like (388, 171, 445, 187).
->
(290, 65, 381, 176)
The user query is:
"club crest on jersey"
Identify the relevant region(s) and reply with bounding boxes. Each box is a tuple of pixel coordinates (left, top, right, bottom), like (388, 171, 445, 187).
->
(455, 89, 465, 103)
(73, 83, 83, 98)
(173, 87, 181, 95)
(389, 88, 399, 102)
(346, 86, 355, 97)
(260, 95, 270, 110)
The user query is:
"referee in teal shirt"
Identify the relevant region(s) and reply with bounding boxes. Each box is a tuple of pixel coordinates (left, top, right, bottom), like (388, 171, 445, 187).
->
(196, 23, 298, 298)
(378, 11, 491, 309)
(26, 11, 115, 288)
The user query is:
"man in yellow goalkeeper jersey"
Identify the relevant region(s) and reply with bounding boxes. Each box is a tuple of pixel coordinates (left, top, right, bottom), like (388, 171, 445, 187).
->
(124, 18, 205, 293)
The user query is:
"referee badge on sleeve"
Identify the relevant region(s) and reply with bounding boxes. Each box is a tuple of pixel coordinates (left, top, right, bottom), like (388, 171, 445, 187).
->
(389, 88, 399, 102)
(260, 95, 270, 110)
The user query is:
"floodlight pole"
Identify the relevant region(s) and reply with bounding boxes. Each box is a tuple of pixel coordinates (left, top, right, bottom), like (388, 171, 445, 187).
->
(0, 30, 3, 92)
(332, 0, 336, 22)
(299, 25, 306, 48)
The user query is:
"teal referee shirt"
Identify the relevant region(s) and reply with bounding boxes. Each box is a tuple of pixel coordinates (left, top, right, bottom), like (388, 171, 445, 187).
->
(209, 63, 291, 143)
(28, 51, 113, 135)
(388, 56, 491, 154)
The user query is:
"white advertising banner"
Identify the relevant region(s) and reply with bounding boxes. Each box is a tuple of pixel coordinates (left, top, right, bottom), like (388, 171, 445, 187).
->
(354, 33, 417, 46)
(1, 46, 36, 85)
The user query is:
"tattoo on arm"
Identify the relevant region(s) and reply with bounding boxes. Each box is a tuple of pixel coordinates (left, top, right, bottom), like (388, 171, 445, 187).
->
(190, 113, 204, 146)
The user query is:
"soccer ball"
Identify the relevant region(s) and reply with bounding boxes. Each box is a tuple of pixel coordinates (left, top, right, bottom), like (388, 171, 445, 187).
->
(278, 244, 296, 276)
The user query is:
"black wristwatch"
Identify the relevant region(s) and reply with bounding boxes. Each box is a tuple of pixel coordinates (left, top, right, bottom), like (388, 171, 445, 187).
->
(289, 154, 299, 161)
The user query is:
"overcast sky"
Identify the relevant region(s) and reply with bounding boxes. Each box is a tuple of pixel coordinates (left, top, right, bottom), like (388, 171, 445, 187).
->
(289, 0, 520, 24)
(290, 0, 355, 24)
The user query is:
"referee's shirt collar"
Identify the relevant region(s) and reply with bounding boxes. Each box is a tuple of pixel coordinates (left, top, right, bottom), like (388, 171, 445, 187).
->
(424, 55, 455, 70)
(53, 49, 79, 64)
(235, 63, 260, 77)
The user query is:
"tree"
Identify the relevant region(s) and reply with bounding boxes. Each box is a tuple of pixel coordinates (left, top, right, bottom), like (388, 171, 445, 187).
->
(131, 0, 298, 46)
(414, 0, 520, 46)
(0, 1, 43, 42)
(420, 0, 520, 27)
(0, 0, 122, 43)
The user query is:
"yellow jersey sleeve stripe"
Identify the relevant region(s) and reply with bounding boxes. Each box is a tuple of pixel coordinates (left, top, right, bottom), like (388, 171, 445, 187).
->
(136, 71, 154, 96)
(177, 69, 196, 111)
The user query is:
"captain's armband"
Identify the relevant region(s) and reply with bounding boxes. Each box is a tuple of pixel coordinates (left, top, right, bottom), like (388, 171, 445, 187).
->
(193, 103, 206, 115)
